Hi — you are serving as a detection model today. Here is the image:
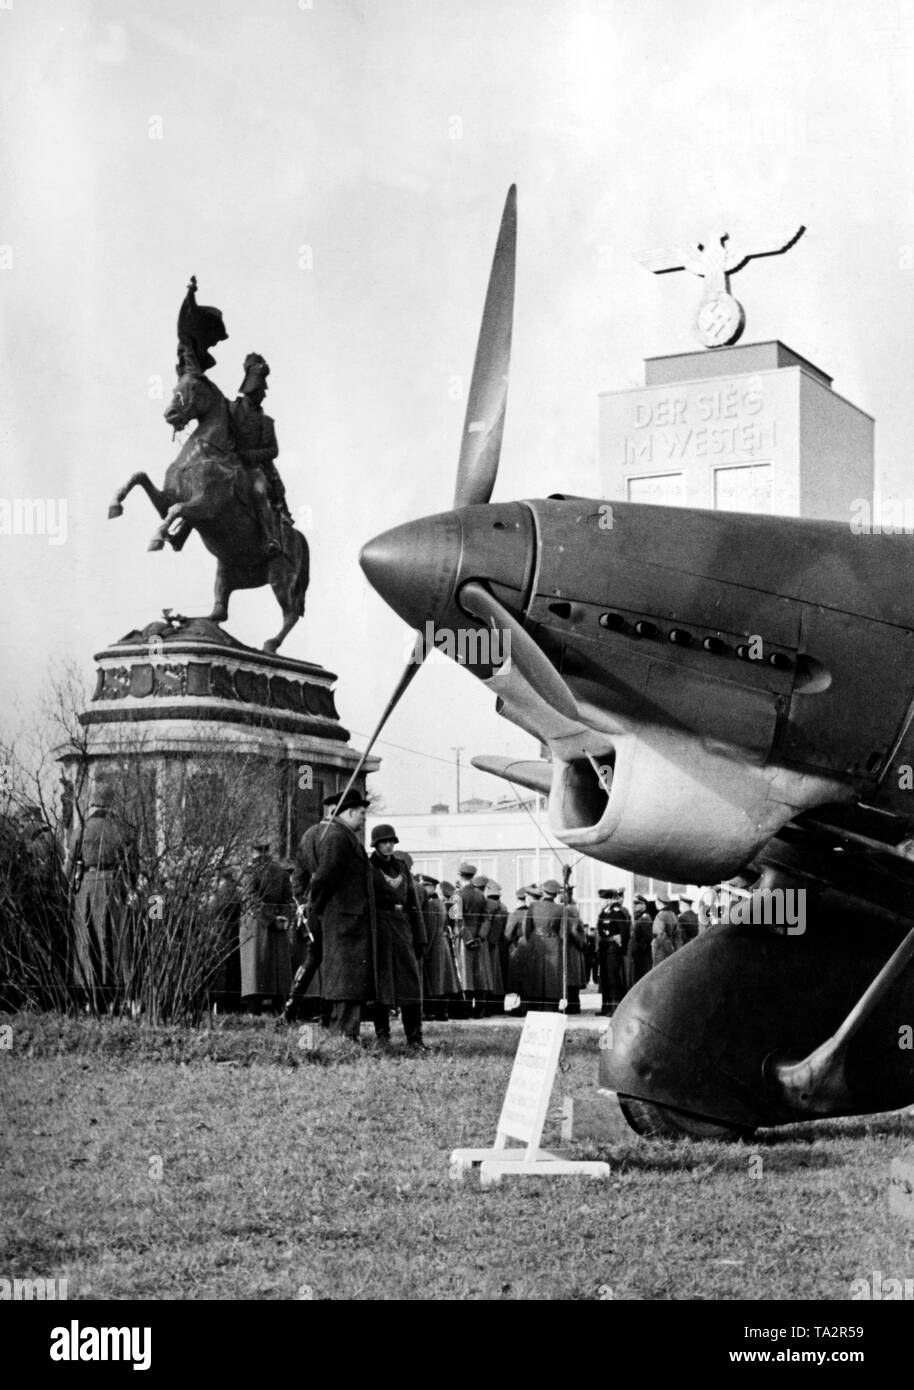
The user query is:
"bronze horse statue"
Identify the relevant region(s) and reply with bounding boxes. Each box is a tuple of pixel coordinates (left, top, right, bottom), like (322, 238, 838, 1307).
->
(108, 371, 309, 653)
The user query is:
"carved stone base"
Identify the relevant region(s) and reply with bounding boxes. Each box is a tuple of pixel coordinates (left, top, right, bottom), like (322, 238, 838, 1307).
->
(59, 616, 378, 858)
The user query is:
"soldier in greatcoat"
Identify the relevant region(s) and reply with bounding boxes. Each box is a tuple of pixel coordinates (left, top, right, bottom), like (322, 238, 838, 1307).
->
(483, 880, 508, 1014)
(368, 825, 428, 1048)
(675, 895, 700, 948)
(207, 863, 242, 1010)
(66, 783, 137, 1009)
(596, 888, 630, 1015)
(504, 887, 529, 960)
(561, 885, 587, 1014)
(505, 884, 538, 1011)
(654, 897, 681, 960)
(307, 790, 382, 1041)
(652, 913, 677, 967)
(239, 840, 293, 1011)
(417, 874, 460, 1021)
(21, 805, 68, 1005)
(628, 895, 655, 985)
(525, 878, 568, 1010)
(454, 862, 490, 1019)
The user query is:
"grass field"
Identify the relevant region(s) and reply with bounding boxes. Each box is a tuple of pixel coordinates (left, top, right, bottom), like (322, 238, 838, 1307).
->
(2, 1011, 913, 1300)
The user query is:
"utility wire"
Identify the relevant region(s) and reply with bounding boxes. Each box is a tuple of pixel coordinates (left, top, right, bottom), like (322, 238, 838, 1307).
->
(349, 730, 465, 768)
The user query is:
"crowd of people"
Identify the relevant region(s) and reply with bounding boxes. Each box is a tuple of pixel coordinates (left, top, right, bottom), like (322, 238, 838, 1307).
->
(222, 788, 710, 1042)
(1, 780, 712, 1030)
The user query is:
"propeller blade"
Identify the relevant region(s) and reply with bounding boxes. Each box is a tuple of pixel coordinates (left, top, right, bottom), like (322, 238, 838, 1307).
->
(453, 185, 517, 509)
(459, 580, 579, 722)
(323, 631, 428, 832)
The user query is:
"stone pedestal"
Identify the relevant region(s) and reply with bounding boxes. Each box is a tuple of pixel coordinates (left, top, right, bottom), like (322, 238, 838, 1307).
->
(598, 340, 873, 521)
(59, 616, 378, 858)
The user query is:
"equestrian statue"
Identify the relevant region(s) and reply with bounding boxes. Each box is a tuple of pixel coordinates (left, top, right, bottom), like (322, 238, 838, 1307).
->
(108, 277, 309, 654)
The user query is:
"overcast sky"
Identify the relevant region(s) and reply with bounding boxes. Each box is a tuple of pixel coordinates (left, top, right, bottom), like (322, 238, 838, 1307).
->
(2, 0, 913, 812)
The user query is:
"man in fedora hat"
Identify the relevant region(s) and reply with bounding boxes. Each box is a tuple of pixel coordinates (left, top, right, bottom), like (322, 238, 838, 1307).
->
(308, 788, 379, 1042)
(239, 838, 294, 1014)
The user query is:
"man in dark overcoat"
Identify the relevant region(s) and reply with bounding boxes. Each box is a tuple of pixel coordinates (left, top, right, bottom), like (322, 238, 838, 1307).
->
(368, 825, 428, 1048)
(239, 840, 293, 1012)
(307, 790, 382, 1041)
(282, 790, 341, 1022)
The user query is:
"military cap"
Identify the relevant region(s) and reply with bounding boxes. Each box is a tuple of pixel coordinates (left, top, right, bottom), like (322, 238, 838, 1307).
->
(471, 873, 488, 889)
(525, 884, 543, 899)
(439, 881, 456, 898)
(515, 887, 528, 899)
(371, 823, 399, 846)
(239, 352, 270, 394)
(541, 878, 561, 896)
(418, 873, 439, 887)
(485, 881, 502, 896)
(458, 861, 477, 877)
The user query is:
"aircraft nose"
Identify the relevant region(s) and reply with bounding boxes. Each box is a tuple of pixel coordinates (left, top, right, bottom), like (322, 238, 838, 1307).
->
(359, 512, 463, 631)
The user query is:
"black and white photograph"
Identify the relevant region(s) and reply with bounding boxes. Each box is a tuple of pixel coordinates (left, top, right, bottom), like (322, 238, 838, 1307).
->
(2, 0, 914, 1339)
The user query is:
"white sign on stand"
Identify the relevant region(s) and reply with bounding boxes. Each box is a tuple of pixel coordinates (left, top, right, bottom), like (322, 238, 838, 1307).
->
(449, 1012, 610, 1186)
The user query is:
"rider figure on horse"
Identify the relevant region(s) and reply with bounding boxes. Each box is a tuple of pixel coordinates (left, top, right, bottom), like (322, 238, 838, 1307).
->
(229, 354, 293, 560)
